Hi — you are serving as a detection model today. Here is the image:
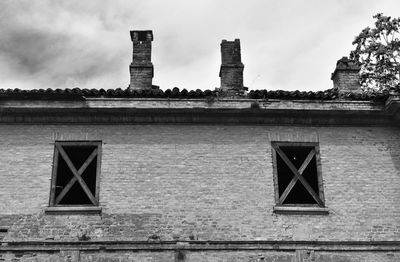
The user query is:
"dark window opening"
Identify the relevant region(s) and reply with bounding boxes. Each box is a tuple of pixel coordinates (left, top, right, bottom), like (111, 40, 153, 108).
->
(50, 142, 101, 206)
(272, 143, 324, 207)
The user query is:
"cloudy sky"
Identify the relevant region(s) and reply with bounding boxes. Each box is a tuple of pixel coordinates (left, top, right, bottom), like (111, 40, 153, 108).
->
(0, 0, 399, 91)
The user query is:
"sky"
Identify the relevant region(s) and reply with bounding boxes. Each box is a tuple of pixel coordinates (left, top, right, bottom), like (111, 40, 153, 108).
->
(0, 0, 399, 92)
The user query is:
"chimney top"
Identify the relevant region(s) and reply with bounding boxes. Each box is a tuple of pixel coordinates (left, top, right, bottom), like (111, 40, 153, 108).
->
(331, 56, 361, 95)
(331, 56, 360, 80)
(130, 30, 153, 42)
(220, 39, 243, 65)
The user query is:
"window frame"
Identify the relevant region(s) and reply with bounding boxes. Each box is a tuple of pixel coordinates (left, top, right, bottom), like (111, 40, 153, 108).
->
(49, 141, 102, 207)
(271, 141, 326, 209)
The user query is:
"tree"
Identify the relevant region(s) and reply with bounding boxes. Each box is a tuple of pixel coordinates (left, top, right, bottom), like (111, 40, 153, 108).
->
(350, 13, 400, 91)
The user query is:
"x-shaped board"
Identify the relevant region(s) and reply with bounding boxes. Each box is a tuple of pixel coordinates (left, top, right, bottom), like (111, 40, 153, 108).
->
(272, 143, 324, 207)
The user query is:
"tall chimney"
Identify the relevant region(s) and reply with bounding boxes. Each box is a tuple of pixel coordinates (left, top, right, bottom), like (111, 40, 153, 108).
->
(331, 57, 361, 95)
(129, 30, 154, 90)
(219, 39, 245, 95)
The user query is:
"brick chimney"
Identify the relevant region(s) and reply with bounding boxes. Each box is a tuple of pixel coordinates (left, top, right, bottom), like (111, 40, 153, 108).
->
(219, 39, 245, 96)
(331, 57, 361, 95)
(129, 30, 154, 90)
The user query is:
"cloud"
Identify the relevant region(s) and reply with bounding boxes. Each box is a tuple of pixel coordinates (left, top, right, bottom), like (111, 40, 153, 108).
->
(0, 0, 132, 89)
(0, 0, 400, 91)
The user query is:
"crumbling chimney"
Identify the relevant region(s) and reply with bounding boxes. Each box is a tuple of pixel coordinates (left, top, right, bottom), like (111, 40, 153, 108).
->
(129, 30, 154, 90)
(219, 39, 245, 96)
(331, 57, 361, 95)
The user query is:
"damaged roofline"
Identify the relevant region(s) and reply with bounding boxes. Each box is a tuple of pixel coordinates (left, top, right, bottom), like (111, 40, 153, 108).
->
(0, 96, 398, 125)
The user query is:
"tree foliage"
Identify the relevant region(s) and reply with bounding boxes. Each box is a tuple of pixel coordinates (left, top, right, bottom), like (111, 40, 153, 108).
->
(350, 13, 400, 91)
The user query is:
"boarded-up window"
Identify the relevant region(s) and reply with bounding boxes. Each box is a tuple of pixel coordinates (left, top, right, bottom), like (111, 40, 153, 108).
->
(49, 141, 102, 206)
(271, 142, 325, 207)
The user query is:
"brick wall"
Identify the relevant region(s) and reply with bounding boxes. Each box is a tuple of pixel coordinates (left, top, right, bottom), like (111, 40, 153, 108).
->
(333, 71, 361, 93)
(220, 66, 244, 91)
(129, 65, 153, 90)
(0, 251, 175, 262)
(185, 251, 400, 262)
(132, 41, 152, 63)
(0, 124, 399, 261)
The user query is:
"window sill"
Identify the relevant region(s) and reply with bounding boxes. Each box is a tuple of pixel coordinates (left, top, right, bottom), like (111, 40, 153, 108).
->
(273, 206, 329, 215)
(44, 206, 102, 215)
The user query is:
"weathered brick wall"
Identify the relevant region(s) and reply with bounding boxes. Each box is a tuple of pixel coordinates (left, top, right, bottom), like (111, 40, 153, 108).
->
(333, 71, 361, 93)
(185, 251, 400, 262)
(129, 65, 153, 90)
(220, 66, 244, 91)
(0, 251, 175, 262)
(132, 41, 152, 63)
(0, 124, 399, 240)
(0, 124, 399, 261)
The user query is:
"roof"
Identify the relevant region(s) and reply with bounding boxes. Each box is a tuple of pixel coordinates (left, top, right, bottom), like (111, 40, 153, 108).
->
(0, 87, 398, 102)
(0, 86, 398, 125)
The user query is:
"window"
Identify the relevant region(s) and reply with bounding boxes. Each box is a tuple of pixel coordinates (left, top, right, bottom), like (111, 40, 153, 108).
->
(49, 141, 101, 206)
(271, 142, 326, 210)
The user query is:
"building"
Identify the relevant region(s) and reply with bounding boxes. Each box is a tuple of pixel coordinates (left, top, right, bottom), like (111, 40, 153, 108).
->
(0, 30, 399, 262)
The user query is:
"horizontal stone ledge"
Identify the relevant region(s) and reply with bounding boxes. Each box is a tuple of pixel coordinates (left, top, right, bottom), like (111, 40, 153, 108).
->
(1, 240, 400, 252)
(0, 97, 384, 110)
(273, 206, 330, 215)
(44, 206, 102, 215)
